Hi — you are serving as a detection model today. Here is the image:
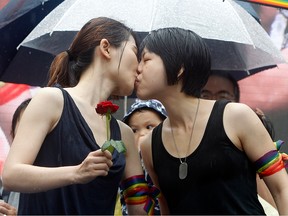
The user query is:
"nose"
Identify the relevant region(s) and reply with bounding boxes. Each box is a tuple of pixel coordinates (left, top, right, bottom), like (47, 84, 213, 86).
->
(135, 129, 149, 142)
(138, 128, 149, 137)
(137, 61, 143, 74)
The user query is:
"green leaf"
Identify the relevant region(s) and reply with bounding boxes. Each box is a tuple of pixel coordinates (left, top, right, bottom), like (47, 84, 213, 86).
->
(101, 140, 126, 154)
(111, 139, 126, 153)
(101, 140, 115, 154)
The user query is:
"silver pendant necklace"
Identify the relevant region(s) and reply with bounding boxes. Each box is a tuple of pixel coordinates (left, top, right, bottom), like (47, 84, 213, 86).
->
(170, 98, 200, 180)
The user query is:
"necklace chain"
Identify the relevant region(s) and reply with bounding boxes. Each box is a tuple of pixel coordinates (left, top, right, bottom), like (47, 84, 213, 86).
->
(170, 98, 200, 164)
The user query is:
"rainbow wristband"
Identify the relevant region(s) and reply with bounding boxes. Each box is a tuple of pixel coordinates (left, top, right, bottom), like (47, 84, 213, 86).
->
(120, 175, 161, 215)
(254, 140, 288, 178)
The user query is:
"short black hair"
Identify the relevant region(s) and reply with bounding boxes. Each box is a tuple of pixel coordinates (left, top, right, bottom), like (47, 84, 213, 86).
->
(139, 27, 211, 97)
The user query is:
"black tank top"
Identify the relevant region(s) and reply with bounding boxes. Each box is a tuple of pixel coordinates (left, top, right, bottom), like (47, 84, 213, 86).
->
(152, 100, 265, 215)
(18, 87, 125, 215)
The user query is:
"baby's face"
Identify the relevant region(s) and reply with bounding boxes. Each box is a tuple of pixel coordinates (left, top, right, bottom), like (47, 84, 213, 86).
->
(128, 109, 163, 150)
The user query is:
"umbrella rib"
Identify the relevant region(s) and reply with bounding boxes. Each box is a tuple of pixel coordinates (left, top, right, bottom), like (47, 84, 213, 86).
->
(149, 0, 158, 32)
(233, 42, 251, 76)
(50, 1, 76, 35)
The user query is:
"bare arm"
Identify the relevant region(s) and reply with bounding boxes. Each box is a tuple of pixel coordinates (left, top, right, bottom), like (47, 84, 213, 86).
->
(140, 130, 170, 215)
(224, 103, 288, 215)
(119, 121, 147, 215)
(262, 169, 288, 214)
(256, 174, 277, 208)
(3, 88, 113, 193)
(119, 122, 144, 178)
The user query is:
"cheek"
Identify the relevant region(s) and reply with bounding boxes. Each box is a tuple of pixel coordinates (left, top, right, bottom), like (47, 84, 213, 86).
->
(146, 73, 166, 89)
(144, 64, 163, 81)
(126, 50, 138, 66)
(129, 56, 138, 70)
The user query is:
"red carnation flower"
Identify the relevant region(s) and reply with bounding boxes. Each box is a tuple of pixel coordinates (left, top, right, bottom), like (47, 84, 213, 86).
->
(96, 101, 119, 115)
(95, 101, 125, 154)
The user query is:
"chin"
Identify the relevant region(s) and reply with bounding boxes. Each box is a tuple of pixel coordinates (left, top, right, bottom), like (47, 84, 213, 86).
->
(136, 91, 149, 100)
(119, 89, 134, 97)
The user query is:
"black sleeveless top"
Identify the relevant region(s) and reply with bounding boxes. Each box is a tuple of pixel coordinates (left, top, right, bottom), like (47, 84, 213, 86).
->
(152, 100, 265, 215)
(18, 87, 126, 215)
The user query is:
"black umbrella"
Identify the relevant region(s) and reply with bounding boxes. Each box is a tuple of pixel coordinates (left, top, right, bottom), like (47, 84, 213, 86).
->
(1, 0, 285, 87)
(0, 0, 64, 79)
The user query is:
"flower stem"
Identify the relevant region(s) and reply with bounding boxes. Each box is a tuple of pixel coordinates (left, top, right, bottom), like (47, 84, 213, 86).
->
(106, 113, 111, 140)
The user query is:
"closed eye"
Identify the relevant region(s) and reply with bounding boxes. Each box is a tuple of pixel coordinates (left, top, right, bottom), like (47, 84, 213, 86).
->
(143, 58, 150, 62)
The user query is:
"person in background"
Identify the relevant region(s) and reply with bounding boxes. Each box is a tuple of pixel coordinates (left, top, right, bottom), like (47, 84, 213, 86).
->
(0, 98, 31, 216)
(200, 70, 240, 102)
(200, 70, 278, 214)
(2, 17, 152, 215)
(136, 27, 288, 215)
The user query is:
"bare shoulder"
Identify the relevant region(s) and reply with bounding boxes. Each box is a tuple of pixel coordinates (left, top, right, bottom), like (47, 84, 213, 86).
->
(117, 120, 144, 177)
(32, 87, 63, 105)
(139, 130, 152, 152)
(224, 102, 256, 121)
(224, 102, 263, 130)
(117, 120, 132, 131)
(27, 87, 64, 126)
(225, 101, 252, 112)
(117, 120, 134, 137)
(117, 120, 134, 148)
(223, 102, 266, 149)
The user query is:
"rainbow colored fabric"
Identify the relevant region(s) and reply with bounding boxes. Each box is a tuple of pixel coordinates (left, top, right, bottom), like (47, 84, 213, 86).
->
(242, 0, 288, 9)
(254, 140, 288, 178)
(120, 174, 161, 215)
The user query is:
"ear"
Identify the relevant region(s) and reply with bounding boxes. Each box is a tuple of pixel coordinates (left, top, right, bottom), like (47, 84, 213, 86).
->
(177, 66, 185, 80)
(99, 38, 111, 59)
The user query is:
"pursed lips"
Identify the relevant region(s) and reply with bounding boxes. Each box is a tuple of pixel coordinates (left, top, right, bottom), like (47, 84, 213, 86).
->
(134, 77, 140, 88)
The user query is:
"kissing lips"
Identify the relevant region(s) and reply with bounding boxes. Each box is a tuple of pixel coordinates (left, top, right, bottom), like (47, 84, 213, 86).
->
(134, 78, 140, 89)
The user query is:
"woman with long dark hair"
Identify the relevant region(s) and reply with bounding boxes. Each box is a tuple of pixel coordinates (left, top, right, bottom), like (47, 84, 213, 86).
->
(3, 17, 148, 215)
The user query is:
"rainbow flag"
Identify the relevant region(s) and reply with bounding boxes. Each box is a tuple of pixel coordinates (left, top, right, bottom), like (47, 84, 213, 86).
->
(239, 0, 288, 9)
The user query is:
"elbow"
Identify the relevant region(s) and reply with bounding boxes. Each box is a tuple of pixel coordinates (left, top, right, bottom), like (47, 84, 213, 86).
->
(2, 167, 16, 191)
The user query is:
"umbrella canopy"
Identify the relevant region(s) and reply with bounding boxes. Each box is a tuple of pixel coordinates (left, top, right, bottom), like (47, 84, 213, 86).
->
(0, 0, 64, 79)
(1, 0, 285, 86)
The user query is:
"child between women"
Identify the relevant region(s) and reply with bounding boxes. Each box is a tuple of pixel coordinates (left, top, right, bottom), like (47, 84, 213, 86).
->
(135, 27, 288, 215)
(2, 17, 158, 215)
(119, 99, 167, 215)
